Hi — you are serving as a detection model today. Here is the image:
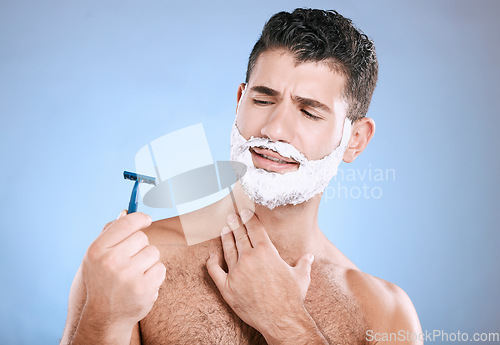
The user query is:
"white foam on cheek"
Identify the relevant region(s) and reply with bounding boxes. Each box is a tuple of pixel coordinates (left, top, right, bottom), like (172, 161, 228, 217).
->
(230, 113, 352, 209)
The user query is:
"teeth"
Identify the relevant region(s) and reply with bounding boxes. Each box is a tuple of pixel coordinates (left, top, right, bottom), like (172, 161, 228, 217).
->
(261, 154, 289, 164)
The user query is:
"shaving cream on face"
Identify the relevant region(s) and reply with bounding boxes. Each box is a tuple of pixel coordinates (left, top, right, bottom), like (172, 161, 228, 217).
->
(230, 90, 352, 209)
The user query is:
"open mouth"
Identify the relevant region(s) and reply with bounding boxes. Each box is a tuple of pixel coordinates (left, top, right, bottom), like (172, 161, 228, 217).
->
(250, 147, 299, 166)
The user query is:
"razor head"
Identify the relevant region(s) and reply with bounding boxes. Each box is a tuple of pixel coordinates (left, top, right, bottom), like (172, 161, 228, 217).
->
(123, 171, 157, 185)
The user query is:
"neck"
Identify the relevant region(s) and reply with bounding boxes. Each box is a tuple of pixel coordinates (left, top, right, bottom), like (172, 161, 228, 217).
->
(178, 182, 329, 261)
(252, 194, 325, 263)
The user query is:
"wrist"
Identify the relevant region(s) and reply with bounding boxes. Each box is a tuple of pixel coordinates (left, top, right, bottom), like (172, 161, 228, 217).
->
(72, 302, 135, 345)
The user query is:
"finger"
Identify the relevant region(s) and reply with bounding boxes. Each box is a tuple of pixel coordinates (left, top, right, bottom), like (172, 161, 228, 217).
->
(130, 245, 161, 273)
(239, 209, 272, 248)
(221, 226, 238, 269)
(294, 253, 314, 277)
(227, 213, 252, 253)
(144, 261, 166, 287)
(101, 210, 127, 234)
(206, 253, 228, 293)
(114, 230, 150, 258)
(117, 209, 127, 219)
(99, 212, 152, 248)
(102, 221, 115, 233)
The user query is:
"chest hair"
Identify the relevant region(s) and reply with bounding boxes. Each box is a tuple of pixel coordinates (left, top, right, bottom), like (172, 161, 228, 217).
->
(140, 242, 370, 344)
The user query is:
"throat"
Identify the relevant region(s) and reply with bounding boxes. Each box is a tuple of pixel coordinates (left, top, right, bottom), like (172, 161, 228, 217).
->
(253, 200, 322, 261)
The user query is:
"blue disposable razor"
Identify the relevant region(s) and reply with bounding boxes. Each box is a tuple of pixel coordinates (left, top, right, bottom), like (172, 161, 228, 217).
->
(123, 171, 157, 213)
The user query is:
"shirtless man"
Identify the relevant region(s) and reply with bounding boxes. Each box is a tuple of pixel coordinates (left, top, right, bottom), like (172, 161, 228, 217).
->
(61, 9, 423, 345)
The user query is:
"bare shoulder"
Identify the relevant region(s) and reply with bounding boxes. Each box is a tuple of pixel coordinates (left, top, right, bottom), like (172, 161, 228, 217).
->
(345, 269, 423, 343)
(143, 216, 187, 247)
(142, 215, 219, 268)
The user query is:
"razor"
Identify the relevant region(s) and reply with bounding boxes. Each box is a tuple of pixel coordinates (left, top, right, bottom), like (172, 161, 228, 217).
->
(123, 171, 157, 213)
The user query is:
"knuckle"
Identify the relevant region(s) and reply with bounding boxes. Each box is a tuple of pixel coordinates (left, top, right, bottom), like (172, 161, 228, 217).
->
(253, 246, 266, 256)
(235, 233, 248, 244)
(151, 260, 162, 272)
(132, 212, 152, 226)
(152, 262, 166, 279)
(102, 221, 113, 232)
(258, 239, 269, 247)
(136, 230, 150, 245)
(102, 255, 116, 271)
(238, 251, 251, 262)
(101, 252, 122, 271)
(149, 245, 161, 260)
(86, 243, 102, 262)
(120, 217, 133, 229)
(259, 240, 273, 250)
(143, 247, 154, 261)
(140, 212, 153, 223)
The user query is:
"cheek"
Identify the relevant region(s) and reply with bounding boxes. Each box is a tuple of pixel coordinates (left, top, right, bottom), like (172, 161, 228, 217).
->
(300, 123, 341, 159)
(236, 107, 265, 140)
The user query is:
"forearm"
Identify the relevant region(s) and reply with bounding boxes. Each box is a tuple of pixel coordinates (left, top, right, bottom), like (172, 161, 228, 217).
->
(262, 306, 329, 345)
(69, 303, 134, 345)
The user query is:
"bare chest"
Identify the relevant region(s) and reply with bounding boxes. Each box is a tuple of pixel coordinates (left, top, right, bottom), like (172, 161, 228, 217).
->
(140, 244, 369, 344)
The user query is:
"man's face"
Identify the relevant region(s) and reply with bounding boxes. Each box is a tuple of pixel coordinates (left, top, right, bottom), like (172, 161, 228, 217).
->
(236, 49, 348, 174)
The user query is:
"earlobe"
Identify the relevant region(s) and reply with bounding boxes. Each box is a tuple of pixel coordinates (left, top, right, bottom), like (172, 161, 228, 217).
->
(343, 117, 375, 163)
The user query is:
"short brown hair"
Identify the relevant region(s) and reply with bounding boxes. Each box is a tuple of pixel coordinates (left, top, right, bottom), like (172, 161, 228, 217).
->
(246, 8, 378, 122)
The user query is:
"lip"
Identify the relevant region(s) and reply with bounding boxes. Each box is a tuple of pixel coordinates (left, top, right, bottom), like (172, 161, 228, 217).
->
(252, 147, 298, 163)
(250, 148, 299, 173)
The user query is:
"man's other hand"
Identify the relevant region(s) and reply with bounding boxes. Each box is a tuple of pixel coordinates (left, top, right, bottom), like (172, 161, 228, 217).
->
(206, 209, 314, 340)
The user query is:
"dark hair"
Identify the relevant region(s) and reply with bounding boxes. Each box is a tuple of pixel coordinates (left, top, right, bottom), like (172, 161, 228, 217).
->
(246, 8, 378, 122)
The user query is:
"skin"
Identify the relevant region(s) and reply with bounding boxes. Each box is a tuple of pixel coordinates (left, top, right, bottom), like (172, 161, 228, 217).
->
(61, 50, 423, 345)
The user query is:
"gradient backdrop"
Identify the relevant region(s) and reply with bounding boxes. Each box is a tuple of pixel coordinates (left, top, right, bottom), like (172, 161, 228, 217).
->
(1, 0, 499, 344)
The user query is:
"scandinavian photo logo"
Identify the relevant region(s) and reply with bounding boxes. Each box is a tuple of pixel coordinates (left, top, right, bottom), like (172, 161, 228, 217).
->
(324, 163, 396, 201)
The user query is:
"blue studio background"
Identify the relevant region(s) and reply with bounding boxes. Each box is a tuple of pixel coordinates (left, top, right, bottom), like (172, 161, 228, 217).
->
(1, 1, 499, 344)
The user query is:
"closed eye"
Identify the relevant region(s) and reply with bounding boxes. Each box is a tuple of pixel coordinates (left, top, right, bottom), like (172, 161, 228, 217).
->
(301, 109, 322, 121)
(253, 99, 274, 105)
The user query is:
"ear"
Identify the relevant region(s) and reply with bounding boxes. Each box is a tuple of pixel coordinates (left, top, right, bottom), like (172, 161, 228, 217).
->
(235, 83, 246, 114)
(343, 117, 375, 163)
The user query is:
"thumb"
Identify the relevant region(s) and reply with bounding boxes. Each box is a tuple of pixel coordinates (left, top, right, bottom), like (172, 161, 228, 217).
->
(294, 253, 314, 277)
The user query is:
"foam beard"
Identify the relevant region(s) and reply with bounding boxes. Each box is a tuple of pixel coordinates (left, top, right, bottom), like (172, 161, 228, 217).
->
(230, 116, 352, 210)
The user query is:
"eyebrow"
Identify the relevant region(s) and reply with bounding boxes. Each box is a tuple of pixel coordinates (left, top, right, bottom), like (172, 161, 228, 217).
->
(294, 96, 331, 113)
(249, 85, 331, 113)
(250, 85, 280, 96)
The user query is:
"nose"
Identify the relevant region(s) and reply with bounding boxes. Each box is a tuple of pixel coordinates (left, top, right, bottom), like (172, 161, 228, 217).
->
(260, 101, 297, 144)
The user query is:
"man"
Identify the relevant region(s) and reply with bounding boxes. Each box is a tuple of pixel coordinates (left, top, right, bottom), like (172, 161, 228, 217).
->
(61, 8, 422, 345)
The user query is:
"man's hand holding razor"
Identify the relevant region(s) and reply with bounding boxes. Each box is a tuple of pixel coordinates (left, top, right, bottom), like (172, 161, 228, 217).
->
(73, 211, 165, 344)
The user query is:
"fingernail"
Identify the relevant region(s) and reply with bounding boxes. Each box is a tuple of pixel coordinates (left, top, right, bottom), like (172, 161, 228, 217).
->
(240, 209, 253, 223)
(221, 226, 231, 235)
(117, 210, 126, 219)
